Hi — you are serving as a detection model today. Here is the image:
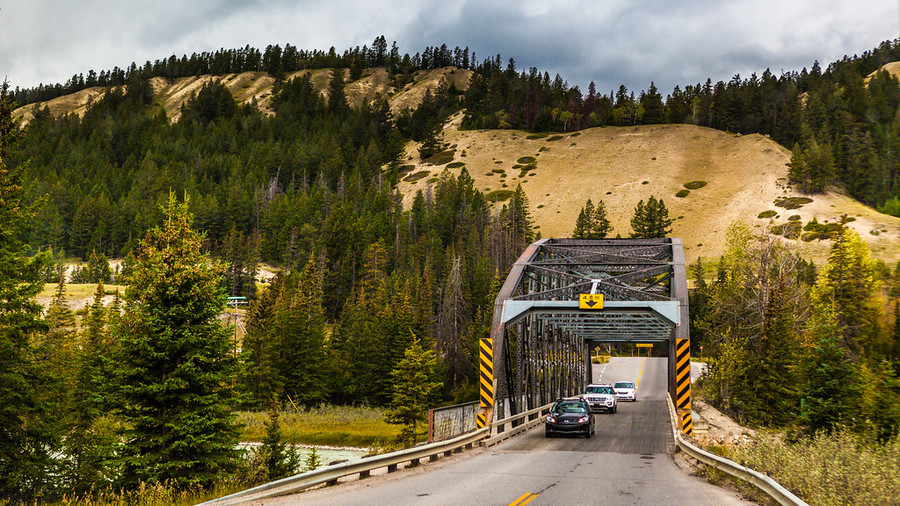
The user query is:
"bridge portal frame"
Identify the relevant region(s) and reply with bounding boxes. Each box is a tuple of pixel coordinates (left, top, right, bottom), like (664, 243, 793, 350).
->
(483, 238, 691, 434)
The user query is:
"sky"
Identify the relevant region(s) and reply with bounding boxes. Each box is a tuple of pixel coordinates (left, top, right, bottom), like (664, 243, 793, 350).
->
(1, 0, 898, 97)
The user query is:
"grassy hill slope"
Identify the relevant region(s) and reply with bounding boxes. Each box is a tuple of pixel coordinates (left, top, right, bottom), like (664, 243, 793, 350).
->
(13, 67, 473, 123)
(399, 116, 900, 265)
(13, 65, 900, 265)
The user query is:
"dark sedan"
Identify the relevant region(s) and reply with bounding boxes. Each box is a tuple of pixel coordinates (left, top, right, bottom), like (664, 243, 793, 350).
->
(545, 398, 594, 438)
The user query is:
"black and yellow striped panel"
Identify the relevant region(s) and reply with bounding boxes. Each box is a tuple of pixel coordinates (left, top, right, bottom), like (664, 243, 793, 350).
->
(675, 338, 692, 411)
(681, 411, 693, 436)
(476, 412, 486, 429)
(479, 338, 494, 409)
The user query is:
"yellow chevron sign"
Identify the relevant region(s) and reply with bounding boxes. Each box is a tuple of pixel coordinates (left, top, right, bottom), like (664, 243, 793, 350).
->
(579, 293, 604, 309)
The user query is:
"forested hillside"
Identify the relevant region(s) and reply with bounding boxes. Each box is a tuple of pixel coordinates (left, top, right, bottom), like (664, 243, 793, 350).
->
(4, 36, 900, 502)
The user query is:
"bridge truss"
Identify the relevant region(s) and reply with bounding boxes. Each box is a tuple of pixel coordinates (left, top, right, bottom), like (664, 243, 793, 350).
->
(482, 238, 693, 434)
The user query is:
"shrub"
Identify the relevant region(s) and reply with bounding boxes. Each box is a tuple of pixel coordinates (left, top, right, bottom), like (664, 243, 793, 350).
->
(774, 196, 813, 209)
(486, 190, 515, 202)
(771, 221, 802, 238)
(758, 210, 777, 219)
(547, 135, 564, 141)
(446, 162, 465, 169)
(684, 181, 708, 190)
(731, 429, 900, 506)
(787, 214, 801, 221)
(403, 171, 430, 182)
(424, 150, 455, 166)
(526, 133, 549, 140)
(517, 156, 536, 164)
(676, 189, 690, 198)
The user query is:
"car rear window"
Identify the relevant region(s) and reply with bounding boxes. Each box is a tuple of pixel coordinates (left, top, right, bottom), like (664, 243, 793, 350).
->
(555, 403, 587, 413)
(586, 386, 613, 394)
(614, 382, 634, 388)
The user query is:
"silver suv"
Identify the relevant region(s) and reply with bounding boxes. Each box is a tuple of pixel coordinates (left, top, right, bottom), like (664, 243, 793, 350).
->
(583, 384, 617, 413)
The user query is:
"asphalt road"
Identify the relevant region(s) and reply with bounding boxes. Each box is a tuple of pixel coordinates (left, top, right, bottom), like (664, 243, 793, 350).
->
(265, 358, 750, 505)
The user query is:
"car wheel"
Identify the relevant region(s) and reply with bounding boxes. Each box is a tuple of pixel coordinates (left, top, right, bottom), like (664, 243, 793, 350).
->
(613, 405, 617, 413)
(545, 429, 552, 438)
(585, 428, 592, 438)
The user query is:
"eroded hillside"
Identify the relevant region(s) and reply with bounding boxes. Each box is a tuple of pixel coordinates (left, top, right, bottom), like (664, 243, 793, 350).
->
(398, 118, 900, 264)
(13, 67, 473, 123)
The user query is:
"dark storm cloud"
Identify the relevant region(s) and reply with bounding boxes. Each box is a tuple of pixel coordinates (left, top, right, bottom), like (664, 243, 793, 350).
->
(1, 0, 897, 98)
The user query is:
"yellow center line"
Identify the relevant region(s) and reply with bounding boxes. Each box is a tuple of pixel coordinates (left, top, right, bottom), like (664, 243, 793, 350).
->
(509, 492, 538, 506)
(636, 356, 645, 388)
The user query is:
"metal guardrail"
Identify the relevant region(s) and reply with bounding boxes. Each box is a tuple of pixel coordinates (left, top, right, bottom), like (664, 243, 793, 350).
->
(200, 404, 552, 505)
(665, 395, 808, 506)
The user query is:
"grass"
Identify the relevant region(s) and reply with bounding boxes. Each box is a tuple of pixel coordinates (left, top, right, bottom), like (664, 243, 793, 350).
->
(39, 283, 127, 300)
(676, 189, 690, 198)
(757, 210, 777, 219)
(58, 481, 247, 506)
(683, 180, 708, 190)
(237, 405, 401, 447)
(728, 429, 900, 506)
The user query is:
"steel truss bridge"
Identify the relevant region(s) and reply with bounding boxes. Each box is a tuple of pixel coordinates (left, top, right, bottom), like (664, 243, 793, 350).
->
(480, 238, 694, 434)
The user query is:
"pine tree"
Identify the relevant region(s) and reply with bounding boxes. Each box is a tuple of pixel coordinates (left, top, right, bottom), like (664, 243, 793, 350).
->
(810, 221, 880, 357)
(572, 206, 590, 239)
(274, 257, 327, 408)
(0, 80, 58, 502)
(385, 334, 443, 446)
(590, 199, 613, 238)
(115, 193, 240, 489)
(801, 296, 860, 434)
(630, 196, 673, 238)
(66, 281, 116, 494)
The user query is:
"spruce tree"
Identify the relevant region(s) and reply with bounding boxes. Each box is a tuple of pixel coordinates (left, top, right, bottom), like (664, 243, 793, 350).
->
(115, 193, 240, 489)
(66, 281, 116, 494)
(385, 334, 442, 446)
(0, 80, 56, 502)
(274, 257, 327, 408)
(590, 199, 613, 238)
(630, 196, 673, 238)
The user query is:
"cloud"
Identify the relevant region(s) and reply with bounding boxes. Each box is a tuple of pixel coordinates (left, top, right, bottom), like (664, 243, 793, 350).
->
(1, 0, 896, 97)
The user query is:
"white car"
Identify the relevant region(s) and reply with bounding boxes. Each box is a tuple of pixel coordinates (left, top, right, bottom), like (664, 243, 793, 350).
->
(583, 384, 617, 413)
(613, 381, 637, 401)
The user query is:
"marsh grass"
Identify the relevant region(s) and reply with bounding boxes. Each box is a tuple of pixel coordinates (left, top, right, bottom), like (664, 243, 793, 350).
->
(729, 429, 900, 506)
(237, 405, 401, 447)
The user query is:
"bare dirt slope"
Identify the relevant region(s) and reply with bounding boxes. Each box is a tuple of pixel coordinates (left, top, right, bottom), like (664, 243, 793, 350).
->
(398, 118, 900, 265)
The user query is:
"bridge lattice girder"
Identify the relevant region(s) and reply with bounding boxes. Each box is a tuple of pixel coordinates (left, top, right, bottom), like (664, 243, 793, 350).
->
(487, 238, 690, 423)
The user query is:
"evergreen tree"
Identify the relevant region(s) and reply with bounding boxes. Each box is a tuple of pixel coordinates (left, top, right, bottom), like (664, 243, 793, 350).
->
(801, 296, 860, 434)
(385, 334, 443, 446)
(273, 257, 328, 408)
(589, 199, 613, 238)
(809, 220, 881, 357)
(0, 80, 57, 502)
(630, 195, 673, 238)
(114, 193, 240, 489)
(65, 281, 116, 494)
(747, 274, 800, 425)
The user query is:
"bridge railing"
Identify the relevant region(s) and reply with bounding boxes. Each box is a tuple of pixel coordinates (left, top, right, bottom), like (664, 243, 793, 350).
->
(200, 403, 550, 505)
(665, 394, 808, 506)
